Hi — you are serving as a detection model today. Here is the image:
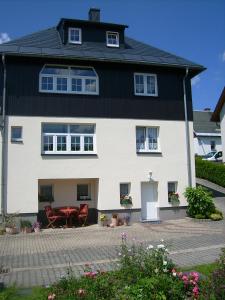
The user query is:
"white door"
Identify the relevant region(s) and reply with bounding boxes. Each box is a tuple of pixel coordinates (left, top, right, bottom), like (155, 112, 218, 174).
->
(141, 182, 158, 220)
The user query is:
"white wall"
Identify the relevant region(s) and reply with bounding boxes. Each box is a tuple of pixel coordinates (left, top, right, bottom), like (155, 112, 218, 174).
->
(5, 116, 195, 213)
(220, 105, 225, 162)
(194, 136, 222, 156)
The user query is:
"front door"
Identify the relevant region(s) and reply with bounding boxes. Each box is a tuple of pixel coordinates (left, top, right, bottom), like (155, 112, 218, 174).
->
(141, 182, 158, 220)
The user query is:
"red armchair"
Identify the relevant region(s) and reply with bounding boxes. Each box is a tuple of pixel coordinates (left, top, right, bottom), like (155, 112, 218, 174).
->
(44, 206, 66, 228)
(77, 204, 89, 226)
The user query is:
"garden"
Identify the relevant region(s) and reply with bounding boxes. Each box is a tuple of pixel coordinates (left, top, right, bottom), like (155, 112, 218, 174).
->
(0, 234, 225, 300)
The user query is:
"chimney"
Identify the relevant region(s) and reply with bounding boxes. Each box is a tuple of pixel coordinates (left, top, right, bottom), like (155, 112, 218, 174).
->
(89, 8, 100, 22)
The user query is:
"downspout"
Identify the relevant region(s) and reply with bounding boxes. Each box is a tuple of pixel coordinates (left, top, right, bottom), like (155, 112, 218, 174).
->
(1, 54, 6, 220)
(183, 67, 192, 187)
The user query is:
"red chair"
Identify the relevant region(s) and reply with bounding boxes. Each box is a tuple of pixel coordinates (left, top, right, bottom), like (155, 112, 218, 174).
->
(44, 206, 66, 228)
(77, 204, 89, 226)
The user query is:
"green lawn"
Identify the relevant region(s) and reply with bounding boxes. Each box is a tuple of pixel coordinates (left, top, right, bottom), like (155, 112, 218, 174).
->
(181, 262, 218, 277)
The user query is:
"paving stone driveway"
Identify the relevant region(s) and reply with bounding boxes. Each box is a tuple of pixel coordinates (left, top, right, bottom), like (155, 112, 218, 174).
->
(0, 180, 225, 288)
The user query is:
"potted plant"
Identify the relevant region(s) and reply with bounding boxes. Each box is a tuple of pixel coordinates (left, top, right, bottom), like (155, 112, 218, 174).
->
(123, 213, 131, 226)
(169, 192, 180, 206)
(110, 214, 118, 228)
(120, 195, 132, 206)
(4, 215, 17, 234)
(32, 221, 41, 233)
(0, 226, 5, 235)
(99, 214, 107, 226)
(20, 220, 32, 233)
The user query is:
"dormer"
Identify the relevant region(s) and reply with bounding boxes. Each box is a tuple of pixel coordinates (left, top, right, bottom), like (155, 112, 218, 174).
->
(57, 8, 128, 48)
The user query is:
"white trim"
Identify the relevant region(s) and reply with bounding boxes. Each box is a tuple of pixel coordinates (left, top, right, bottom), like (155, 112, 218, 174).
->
(134, 73, 158, 97)
(39, 65, 99, 95)
(68, 28, 82, 44)
(106, 31, 119, 48)
(195, 132, 221, 137)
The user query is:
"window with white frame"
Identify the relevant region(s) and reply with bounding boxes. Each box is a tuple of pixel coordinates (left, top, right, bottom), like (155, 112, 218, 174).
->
(68, 28, 82, 44)
(134, 73, 158, 96)
(136, 127, 159, 152)
(11, 126, 23, 142)
(42, 123, 96, 154)
(106, 31, 119, 47)
(168, 182, 177, 203)
(77, 184, 91, 201)
(39, 65, 99, 95)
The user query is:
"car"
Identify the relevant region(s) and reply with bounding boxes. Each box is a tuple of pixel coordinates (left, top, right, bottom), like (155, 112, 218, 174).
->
(202, 151, 223, 162)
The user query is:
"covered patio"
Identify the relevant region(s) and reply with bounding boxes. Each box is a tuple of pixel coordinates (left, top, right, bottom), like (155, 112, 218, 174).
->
(37, 178, 99, 227)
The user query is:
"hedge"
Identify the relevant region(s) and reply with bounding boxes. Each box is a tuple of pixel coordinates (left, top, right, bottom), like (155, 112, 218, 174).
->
(195, 157, 225, 188)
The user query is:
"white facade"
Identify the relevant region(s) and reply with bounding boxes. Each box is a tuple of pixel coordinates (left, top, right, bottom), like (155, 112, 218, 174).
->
(4, 116, 195, 220)
(220, 104, 225, 162)
(193, 134, 222, 156)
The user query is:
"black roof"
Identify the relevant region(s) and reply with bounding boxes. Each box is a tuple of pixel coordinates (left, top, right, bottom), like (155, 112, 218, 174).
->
(0, 26, 205, 73)
(193, 111, 221, 134)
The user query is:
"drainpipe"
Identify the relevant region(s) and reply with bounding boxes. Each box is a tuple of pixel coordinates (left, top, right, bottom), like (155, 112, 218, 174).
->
(1, 54, 6, 220)
(183, 67, 192, 187)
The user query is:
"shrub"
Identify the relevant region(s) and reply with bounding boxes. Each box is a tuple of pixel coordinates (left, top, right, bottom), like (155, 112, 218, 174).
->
(214, 209, 223, 217)
(210, 213, 223, 221)
(195, 214, 206, 219)
(195, 157, 225, 188)
(184, 186, 216, 218)
(210, 248, 225, 300)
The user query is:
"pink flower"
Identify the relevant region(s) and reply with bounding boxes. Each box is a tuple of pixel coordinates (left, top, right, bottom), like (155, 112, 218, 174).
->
(78, 289, 86, 297)
(48, 294, 56, 300)
(193, 286, 199, 298)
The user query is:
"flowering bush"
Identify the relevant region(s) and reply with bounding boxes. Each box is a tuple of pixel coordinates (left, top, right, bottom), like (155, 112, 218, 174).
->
(120, 195, 132, 205)
(169, 192, 180, 205)
(210, 248, 225, 299)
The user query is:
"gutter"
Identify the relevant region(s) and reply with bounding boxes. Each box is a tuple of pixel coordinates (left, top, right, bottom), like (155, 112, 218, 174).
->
(183, 67, 192, 187)
(1, 54, 6, 220)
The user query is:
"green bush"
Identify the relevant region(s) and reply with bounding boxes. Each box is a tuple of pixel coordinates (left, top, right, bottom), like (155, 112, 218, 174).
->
(195, 214, 206, 219)
(210, 213, 223, 221)
(184, 186, 216, 218)
(196, 157, 225, 187)
(214, 209, 223, 217)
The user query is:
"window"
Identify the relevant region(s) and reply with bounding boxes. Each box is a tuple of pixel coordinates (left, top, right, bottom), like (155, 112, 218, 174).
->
(68, 28, 82, 44)
(134, 73, 158, 96)
(77, 184, 91, 201)
(120, 183, 130, 198)
(106, 31, 119, 47)
(39, 185, 54, 202)
(210, 141, 215, 151)
(136, 127, 159, 152)
(42, 123, 96, 154)
(168, 182, 177, 203)
(11, 126, 22, 142)
(39, 65, 99, 95)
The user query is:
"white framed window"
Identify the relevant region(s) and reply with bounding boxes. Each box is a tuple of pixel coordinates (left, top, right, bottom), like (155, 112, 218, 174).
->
(11, 126, 23, 142)
(39, 65, 99, 95)
(134, 73, 158, 96)
(136, 126, 160, 152)
(77, 184, 91, 201)
(168, 182, 177, 203)
(68, 28, 82, 44)
(42, 123, 96, 155)
(106, 31, 119, 47)
(120, 183, 130, 198)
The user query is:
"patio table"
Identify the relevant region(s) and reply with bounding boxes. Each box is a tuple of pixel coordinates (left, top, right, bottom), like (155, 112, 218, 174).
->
(55, 206, 79, 227)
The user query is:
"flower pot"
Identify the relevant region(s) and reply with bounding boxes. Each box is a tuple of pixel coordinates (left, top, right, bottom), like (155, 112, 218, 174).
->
(111, 217, 118, 227)
(34, 227, 40, 233)
(5, 227, 17, 234)
(21, 227, 32, 233)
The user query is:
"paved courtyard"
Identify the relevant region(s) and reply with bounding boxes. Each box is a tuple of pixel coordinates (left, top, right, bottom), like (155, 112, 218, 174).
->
(0, 179, 225, 288)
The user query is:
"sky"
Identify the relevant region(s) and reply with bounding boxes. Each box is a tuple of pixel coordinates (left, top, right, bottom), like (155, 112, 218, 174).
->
(0, 0, 224, 111)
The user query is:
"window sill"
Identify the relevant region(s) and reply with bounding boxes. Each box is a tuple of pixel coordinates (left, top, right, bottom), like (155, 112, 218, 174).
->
(41, 153, 98, 157)
(136, 151, 162, 155)
(11, 139, 23, 144)
(134, 93, 158, 97)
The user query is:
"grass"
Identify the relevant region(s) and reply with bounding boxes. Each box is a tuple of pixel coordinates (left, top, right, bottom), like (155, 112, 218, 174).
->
(181, 262, 218, 277)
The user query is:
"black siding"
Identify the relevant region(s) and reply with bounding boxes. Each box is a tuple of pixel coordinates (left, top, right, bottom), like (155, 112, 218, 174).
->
(4, 56, 193, 121)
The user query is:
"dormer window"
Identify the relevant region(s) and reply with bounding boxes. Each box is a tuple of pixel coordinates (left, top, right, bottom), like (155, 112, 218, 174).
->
(69, 28, 82, 44)
(106, 31, 119, 47)
(39, 65, 99, 95)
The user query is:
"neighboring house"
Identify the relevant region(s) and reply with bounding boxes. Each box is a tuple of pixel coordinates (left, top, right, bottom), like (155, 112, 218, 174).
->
(0, 8, 205, 223)
(193, 110, 221, 156)
(212, 87, 225, 163)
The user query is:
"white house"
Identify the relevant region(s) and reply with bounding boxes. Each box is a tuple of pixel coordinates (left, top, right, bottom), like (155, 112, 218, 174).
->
(0, 9, 205, 224)
(212, 87, 225, 163)
(193, 110, 221, 156)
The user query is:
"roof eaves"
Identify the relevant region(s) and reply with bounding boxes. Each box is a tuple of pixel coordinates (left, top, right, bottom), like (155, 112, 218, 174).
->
(211, 87, 225, 122)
